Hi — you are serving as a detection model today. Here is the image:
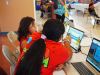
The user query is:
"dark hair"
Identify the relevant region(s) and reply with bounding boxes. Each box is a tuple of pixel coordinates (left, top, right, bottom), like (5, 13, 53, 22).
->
(15, 19, 65, 75)
(17, 17, 35, 41)
(40, 0, 46, 5)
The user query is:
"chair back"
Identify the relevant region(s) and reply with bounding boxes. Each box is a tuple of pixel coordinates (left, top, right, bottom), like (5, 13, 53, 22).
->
(7, 31, 17, 43)
(7, 31, 20, 53)
(2, 45, 18, 68)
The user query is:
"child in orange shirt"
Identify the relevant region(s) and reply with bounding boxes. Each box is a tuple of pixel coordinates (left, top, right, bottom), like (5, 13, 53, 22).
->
(15, 19, 73, 75)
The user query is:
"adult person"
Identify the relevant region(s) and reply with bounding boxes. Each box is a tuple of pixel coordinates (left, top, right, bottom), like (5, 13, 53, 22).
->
(54, 0, 66, 22)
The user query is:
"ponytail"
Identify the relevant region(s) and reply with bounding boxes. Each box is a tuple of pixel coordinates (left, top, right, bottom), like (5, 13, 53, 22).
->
(16, 38, 46, 75)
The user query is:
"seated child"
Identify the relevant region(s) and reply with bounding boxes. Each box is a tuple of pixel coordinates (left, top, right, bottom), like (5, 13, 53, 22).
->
(17, 17, 36, 54)
(14, 19, 73, 75)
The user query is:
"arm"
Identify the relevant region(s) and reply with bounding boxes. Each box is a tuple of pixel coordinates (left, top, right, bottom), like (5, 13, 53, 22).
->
(56, 37, 73, 70)
(40, 6, 43, 10)
(64, 37, 73, 61)
(21, 40, 27, 50)
(59, 0, 65, 6)
(89, 5, 95, 10)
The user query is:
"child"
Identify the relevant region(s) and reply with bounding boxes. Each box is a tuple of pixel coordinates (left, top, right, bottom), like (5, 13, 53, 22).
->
(17, 17, 36, 54)
(40, 0, 46, 18)
(15, 19, 73, 75)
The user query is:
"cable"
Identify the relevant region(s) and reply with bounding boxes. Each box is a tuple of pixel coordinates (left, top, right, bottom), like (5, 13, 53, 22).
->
(81, 31, 93, 47)
(73, 46, 88, 56)
(73, 50, 87, 56)
(81, 50, 87, 56)
(83, 28, 93, 40)
(81, 46, 88, 56)
(73, 51, 80, 53)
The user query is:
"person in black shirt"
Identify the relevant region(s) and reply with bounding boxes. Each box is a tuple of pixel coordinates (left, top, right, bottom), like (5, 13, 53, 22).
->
(89, 0, 99, 18)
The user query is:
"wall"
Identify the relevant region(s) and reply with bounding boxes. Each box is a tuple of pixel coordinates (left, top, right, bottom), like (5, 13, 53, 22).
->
(85, 0, 91, 4)
(68, 0, 91, 4)
(37, 1, 41, 5)
(0, 0, 35, 33)
(80, 0, 91, 4)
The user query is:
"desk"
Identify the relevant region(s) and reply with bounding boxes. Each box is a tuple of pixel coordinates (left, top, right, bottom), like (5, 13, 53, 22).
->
(53, 70, 66, 75)
(75, 4, 89, 14)
(53, 30, 93, 75)
(53, 46, 90, 75)
(68, 47, 89, 63)
(67, 4, 89, 16)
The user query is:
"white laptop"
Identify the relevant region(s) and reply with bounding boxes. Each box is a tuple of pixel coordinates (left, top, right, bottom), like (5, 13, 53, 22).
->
(64, 17, 75, 27)
(64, 38, 100, 75)
(66, 26, 84, 52)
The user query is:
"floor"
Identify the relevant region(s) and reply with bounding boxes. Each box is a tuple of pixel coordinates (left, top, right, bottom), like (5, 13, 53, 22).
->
(36, 10, 100, 39)
(0, 10, 100, 75)
(68, 10, 100, 39)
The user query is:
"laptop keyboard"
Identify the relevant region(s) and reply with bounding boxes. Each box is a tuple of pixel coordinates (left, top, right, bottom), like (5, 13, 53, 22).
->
(71, 62, 94, 75)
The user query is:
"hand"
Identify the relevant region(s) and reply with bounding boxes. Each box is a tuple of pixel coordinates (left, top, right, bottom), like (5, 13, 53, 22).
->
(64, 37, 71, 44)
(56, 63, 64, 70)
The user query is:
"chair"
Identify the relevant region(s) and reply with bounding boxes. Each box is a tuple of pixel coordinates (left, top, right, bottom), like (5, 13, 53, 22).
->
(87, 12, 95, 23)
(92, 7, 100, 28)
(86, 9, 96, 27)
(2, 45, 18, 68)
(10, 66, 15, 75)
(93, 17, 100, 28)
(7, 31, 20, 56)
(87, 13, 100, 28)
(43, 4, 51, 19)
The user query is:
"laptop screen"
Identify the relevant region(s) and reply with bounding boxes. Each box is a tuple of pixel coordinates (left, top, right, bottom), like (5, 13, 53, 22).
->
(64, 17, 75, 27)
(86, 38, 100, 72)
(66, 26, 84, 51)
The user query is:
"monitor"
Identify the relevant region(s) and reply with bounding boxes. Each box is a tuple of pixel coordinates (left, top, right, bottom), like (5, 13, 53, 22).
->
(66, 26, 84, 51)
(86, 38, 100, 72)
(64, 17, 75, 27)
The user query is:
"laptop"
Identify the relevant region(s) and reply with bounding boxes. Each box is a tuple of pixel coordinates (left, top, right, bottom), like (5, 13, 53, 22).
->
(64, 17, 75, 27)
(66, 26, 84, 52)
(64, 38, 100, 75)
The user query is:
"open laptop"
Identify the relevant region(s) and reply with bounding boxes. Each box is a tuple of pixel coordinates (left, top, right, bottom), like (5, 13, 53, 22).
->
(66, 26, 84, 52)
(64, 17, 75, 27)
(64, 38, 100, 75)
